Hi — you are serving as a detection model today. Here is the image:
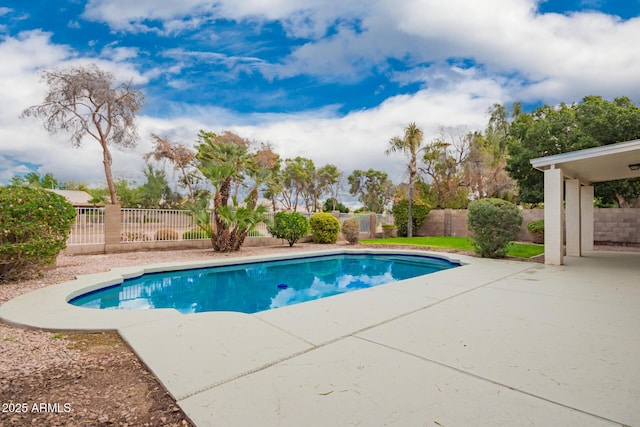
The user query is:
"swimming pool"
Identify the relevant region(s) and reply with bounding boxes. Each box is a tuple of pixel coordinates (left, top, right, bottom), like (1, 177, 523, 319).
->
(70, 253, 459, 314)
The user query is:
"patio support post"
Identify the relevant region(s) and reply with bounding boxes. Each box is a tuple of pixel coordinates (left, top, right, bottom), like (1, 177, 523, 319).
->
(565, 179, 581, 257)
(580, 185, 594, 252)
(544, 167, 564, 265)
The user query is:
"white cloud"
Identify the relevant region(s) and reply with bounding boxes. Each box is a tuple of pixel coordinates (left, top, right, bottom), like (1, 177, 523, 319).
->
(79, 0, 640, 103)
(4, 0, 640, 193)
(100, 43, 139, 62)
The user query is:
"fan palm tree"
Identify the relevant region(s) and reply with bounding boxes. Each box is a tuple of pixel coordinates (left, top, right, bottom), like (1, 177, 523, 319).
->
(194, 131, 270, 252)
(386, 122, 425, 237)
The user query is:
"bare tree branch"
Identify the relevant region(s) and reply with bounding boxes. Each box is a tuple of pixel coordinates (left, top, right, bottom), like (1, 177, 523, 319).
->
(21, 64, 144, 204)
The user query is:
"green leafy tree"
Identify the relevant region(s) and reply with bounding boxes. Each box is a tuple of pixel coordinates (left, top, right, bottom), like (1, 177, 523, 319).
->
(386, 122, 425, 237)
(279, 157, 315, 212)
(21, 64, 144, 205)
(138, 163, 174, 208)
(267, 212, 310, 247)
(420, 127, 470, 208)
(506, 103, 597, 204)
(506, 96, 640, 206)
(323, 198, 349, 213)
(462, 104, 518, 201)
(11, 172, 60, 189)
(87, 188, 108, 206)
(114, 179, 141, 208)
(348, 169, 395, 213)
(392, 199, 430, 237)
(314, 164, 341, 212)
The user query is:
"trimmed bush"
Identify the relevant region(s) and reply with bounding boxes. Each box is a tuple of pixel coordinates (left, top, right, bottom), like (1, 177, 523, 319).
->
(0, 186, 76, 281)
(267, 212, 309, 247)
(392, 199, 430, 237)
(182, 228, 208, 240)
(468, 198, 523, 258)
(341, 218, 360, 245)
(526, 220, 544, 244)
(155, 228, 179, 241)
(309, 212, 340, 244)
(381, 223, 397, 238)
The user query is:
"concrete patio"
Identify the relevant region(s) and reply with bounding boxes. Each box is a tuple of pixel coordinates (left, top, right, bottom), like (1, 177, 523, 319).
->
(1, 249, 638, 426)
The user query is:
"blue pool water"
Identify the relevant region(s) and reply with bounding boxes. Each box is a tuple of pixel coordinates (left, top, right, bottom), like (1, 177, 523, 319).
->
(70, 253, 459, 314)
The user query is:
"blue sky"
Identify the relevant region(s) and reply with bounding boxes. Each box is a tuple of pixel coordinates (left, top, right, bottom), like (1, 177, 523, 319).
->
(1, 0, 640, 194)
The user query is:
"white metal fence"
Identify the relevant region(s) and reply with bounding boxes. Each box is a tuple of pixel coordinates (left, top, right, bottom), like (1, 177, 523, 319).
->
(67, 208, 393, 246)
(120, 208, 275, 242)
(67, 208, 105, 245)
(120, 208, 198, 243)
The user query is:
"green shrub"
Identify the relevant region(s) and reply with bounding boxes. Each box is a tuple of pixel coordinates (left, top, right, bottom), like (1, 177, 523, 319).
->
(526, 219, 544, 234)
(468, 198, 523, 258)
(341, 218, 360, 244)
(0, 186, 76, 281)
(323, 198, 349, 213)
(392, 199, 430, 237)
(526, 220, 544, 244)
(267, 212, 309, 247)
(155, 228, 179, 241)
(309, 212, 340, 244)
(182, 228, 208, 240)
(381, 223, 397, 238)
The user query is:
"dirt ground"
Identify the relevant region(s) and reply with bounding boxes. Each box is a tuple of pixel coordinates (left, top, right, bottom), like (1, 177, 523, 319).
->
(1, 331, 192, 426)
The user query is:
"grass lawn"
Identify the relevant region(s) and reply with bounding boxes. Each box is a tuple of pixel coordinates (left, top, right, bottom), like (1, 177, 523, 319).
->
(360, 236, 545, 259)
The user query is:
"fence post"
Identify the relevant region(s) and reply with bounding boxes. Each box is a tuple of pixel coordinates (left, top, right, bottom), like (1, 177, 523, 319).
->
(369, 212, 376, 238)
(104, 204, 122, 247)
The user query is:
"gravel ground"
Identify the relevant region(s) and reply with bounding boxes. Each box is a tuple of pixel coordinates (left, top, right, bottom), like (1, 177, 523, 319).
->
(1, 242, 635, 425)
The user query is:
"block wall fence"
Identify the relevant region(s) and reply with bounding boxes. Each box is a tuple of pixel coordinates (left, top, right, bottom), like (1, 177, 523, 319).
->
(417, 208, 639, 245)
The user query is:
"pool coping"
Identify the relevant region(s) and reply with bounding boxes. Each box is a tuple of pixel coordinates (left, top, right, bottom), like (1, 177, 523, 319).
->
(0, 248, 468, 332)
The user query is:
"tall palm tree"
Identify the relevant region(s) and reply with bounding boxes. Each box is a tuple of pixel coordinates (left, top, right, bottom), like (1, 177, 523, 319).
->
(386, 122, 424, 237)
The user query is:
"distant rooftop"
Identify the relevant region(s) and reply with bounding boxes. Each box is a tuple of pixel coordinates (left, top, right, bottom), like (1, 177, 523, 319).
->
(49, 189, 94, 207)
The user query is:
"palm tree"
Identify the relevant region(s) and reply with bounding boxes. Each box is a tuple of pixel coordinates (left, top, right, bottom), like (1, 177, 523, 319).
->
(194, 131, 267, 252)
(386, 122, 425, 237)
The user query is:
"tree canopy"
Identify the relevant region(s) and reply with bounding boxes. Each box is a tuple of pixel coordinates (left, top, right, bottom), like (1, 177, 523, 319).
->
(348, 168, 394, 213)
(506, 96, 640, 206)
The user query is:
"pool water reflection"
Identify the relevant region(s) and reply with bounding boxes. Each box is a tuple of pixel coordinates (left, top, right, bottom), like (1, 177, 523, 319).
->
(70, 253, 458, 314)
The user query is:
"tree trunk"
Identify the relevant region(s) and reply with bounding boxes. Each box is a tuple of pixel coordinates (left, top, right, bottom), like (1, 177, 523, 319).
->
(407, 182, 413, 238)
(407, 163, 416, 238)
(102, 144, 118, 205)
(179, 166, 194, 202)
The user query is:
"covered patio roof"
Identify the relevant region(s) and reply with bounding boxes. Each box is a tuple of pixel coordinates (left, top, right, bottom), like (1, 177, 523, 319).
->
(530, 139, 640, 265)
(531, 139, 640, 183)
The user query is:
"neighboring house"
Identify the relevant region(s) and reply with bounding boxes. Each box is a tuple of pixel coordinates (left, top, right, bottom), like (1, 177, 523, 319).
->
(48, 189, 94, 208)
